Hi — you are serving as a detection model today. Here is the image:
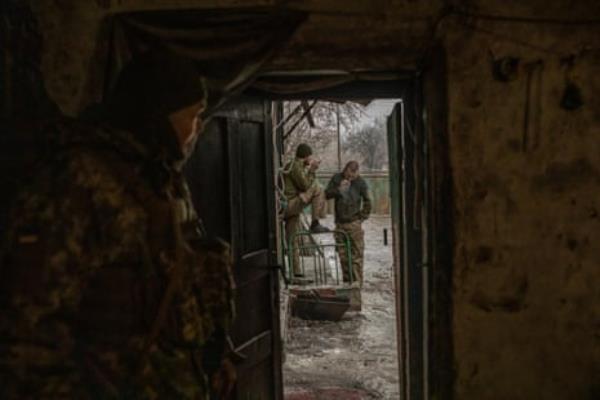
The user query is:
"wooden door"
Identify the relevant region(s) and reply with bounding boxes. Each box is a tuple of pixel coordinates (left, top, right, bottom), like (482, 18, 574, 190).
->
(185, 96, 282, 400)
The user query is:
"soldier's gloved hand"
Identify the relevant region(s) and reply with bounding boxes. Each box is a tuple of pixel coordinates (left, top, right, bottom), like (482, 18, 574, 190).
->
(211, 357, 236, 399)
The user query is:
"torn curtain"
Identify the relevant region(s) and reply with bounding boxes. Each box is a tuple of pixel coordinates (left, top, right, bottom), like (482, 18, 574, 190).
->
(90, 8, 307, 114)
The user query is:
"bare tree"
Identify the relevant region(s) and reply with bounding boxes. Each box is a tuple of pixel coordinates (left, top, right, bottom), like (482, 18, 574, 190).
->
(282, 101, 364, 162)
(343, 117, 388, 171)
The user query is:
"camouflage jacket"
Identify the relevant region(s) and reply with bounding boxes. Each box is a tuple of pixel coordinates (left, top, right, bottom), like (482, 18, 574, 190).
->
(282, 158, 315, 199)
(0, 120, 235, 399)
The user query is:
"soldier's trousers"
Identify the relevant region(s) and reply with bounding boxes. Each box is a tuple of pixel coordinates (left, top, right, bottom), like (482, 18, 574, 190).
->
(334, 220, 364, 285)
(284, 184, 327, 275)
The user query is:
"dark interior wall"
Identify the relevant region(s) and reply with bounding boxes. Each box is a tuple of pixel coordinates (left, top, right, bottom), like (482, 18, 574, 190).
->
(0, 1, 58, 231)
(23, 0, 103, 115)
(441, 10, 600, 400)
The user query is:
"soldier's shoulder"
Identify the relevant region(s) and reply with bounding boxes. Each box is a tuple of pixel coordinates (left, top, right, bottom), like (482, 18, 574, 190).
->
(18, 136, 141, 220)
(48, 122, 139, 181)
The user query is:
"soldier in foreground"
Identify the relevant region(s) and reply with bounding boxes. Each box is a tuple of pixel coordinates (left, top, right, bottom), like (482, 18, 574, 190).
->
(0, 48, 236, 399)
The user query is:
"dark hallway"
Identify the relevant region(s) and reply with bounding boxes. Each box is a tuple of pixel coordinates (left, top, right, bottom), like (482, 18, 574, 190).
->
(1, 1, 599, 399)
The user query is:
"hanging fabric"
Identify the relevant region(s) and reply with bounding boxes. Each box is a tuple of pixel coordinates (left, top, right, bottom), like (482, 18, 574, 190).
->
(88, 8, 307, 115)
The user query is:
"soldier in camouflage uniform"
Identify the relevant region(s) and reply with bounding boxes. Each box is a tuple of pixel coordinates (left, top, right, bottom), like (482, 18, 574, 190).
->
(0, 48, 236, 399)
(282, 143, 329, 277)
(325, 161, 372, 291)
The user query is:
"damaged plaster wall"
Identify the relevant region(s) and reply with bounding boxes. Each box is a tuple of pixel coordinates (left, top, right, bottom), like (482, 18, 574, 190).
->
(442, 6, 600, 399)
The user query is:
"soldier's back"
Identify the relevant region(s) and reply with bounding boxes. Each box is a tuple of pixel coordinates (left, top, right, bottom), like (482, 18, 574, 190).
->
(0, 121, 212, 399)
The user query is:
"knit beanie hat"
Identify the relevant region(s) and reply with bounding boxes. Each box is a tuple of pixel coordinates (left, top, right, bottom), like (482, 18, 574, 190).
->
(295, 143, 313, 158)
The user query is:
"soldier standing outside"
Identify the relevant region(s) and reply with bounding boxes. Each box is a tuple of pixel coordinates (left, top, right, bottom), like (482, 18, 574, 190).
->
(283, 143, 329, 277)
(326, 161, 372, 291)
(0, 48, 236, 399)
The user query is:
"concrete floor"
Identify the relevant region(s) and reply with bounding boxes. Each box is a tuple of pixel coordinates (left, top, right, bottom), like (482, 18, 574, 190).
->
(283, 215, 399, 399)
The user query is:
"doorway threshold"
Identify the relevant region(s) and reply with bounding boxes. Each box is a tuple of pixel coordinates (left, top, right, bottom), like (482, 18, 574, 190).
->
(285, 386, 374, 400)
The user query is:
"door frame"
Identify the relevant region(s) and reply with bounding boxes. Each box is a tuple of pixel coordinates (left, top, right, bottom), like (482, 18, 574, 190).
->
(388, 47, 453, 400)
(387, 82, 428, 400)
(244, 64, 453, 399)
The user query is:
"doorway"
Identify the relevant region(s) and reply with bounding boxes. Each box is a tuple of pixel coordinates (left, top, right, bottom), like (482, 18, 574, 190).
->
(248, 72, 427, 399)
(185, 70, 445, 399)
(276, 98, 401, 399)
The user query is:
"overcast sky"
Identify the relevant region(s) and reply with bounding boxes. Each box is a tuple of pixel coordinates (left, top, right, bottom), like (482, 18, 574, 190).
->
(356, 98, 401, 129)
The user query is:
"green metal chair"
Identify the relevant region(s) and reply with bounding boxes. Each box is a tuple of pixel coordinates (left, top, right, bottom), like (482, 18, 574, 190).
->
(286, 228, 353, 286)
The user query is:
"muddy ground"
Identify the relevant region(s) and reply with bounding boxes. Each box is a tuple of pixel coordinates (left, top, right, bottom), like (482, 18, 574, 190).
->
(283, 215, 399, 399)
